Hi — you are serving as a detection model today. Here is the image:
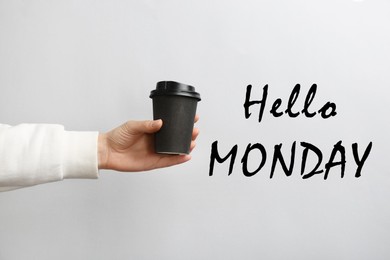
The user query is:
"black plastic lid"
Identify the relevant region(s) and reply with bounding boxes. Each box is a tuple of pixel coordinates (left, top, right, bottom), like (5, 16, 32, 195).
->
(150, 81, 201, 101)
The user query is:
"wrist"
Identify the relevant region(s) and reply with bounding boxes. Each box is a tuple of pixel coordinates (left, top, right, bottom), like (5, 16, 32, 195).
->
(98, 133, 109, 170)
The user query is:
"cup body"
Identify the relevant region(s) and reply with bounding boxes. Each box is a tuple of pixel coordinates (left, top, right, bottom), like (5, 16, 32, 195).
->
(150, 81, 201, 154)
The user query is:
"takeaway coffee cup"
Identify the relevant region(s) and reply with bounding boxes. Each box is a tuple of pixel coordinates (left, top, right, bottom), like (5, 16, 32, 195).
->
(150, 81, 201, 154)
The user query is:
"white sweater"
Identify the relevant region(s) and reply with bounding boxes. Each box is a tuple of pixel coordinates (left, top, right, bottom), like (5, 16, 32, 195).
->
(0, 124, 98, 192)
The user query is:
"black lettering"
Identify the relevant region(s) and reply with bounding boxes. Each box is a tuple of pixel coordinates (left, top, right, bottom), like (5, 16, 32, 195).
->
(352, 142, 373, 178)
(301, 142, 324, 179)
(324, 141, 346, 180)
(243, 84, 268, 123)
(270, 98, 283, 117)
(285, 84, 301, 118)
(209, 141, 238, 176)
(302, 84, 317, 117)
(241, 143, 267, 177)
(270, 142, 296, 178)
(318, 102, 337, 119)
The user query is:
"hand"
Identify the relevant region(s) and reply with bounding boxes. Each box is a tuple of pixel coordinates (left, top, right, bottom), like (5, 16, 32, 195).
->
(98, 115, 199, 171)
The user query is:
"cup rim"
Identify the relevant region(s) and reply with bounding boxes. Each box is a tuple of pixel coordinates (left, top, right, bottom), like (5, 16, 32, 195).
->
(150, 81, 201, 101)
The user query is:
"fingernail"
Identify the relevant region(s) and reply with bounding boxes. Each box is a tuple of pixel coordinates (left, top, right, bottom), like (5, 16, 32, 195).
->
(153, 119, 162, 128)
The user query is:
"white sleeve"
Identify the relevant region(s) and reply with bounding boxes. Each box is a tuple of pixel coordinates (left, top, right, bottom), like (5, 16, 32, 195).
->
(0, 124, 99, 192)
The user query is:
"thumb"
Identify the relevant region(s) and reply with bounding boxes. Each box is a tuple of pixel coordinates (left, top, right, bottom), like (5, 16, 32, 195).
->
(136, 119, 163, 134)
(123, 119, 162, 135)
(147, 119, 163, 133)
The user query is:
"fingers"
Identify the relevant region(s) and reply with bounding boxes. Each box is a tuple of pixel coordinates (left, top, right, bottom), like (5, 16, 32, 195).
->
(190, 115, 199, 152)
(124, 119, 163, 135)
(155, 154, 192, 169)
(172, 154, 192, 166)
(194, 114, 200, 123)
(192, 127, 199, 140)
(192, 114, 200, 141)
(189, 140, 196, 153)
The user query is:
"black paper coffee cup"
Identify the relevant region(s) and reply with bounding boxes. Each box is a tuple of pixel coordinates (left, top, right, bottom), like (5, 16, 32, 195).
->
(150, 81, 201, 154)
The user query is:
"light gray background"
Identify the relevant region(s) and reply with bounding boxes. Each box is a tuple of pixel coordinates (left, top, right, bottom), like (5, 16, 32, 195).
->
(0, 0, 389, 259)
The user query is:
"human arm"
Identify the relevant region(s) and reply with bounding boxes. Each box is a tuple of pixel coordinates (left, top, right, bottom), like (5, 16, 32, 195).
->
(0, 116, 199, 191)
(0, 124, 98, 192)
